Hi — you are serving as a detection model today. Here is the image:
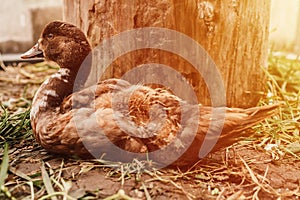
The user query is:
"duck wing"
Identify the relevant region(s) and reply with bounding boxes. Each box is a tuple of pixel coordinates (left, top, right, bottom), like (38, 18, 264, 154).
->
(38, 78, 279, 166)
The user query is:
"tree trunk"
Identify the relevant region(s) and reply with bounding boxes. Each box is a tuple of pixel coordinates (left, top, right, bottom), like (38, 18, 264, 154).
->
(63, 0, 271, 108)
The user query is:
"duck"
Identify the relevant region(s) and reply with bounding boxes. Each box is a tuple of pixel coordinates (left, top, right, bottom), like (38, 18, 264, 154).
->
(21, 21, 279, 167)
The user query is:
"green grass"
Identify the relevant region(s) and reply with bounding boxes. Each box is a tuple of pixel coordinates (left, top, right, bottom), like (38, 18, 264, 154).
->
(0, 106, 33, 147)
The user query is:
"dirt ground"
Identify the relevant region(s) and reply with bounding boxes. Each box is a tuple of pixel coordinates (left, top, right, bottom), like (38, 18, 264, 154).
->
(0, 63, 300, 199)
(7, 138, 300, 199)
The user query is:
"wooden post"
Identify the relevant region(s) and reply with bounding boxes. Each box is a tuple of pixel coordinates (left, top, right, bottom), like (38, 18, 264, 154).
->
(63, 0, 271, 108)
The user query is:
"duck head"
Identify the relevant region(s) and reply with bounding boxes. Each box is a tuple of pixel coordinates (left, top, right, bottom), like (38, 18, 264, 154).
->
(21, 21, 92, 70)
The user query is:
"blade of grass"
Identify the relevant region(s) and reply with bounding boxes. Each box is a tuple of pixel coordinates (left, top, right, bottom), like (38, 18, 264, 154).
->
(41, 162, 57, 200)
(9, 166, 33, 182)
(142, 183, 152, 200)
(0, 143, 9, 188)
(27, 181, 35, 200)
(0, 144, 14, 200)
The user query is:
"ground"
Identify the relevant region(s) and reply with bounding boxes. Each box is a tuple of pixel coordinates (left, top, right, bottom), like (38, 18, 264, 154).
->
(0, 57, 300, 199)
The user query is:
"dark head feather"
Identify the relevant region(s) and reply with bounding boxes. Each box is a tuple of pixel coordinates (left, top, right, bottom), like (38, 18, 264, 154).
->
(39, 21, 92, 70)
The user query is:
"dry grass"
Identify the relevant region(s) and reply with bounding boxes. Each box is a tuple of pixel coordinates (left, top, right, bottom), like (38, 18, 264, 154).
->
(0, 52, 299, 199)
(255, 52, 300, 158)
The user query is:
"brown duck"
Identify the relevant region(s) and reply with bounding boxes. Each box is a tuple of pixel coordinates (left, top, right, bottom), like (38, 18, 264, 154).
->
(21, 21, 278, 167)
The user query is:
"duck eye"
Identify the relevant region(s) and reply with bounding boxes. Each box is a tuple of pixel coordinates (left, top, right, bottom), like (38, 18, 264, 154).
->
(47, 33, 54, 39)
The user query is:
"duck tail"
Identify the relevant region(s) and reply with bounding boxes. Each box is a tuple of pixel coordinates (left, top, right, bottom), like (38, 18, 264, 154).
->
(208, 103, 280, 154)
(239, 103, 280, 128)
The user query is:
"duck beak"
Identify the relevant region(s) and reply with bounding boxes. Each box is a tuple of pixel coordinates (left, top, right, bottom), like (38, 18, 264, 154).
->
(21, 43, 44, 59)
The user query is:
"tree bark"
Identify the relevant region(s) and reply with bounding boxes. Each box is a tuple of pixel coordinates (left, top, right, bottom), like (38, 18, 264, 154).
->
(63, 0, 271, 108)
